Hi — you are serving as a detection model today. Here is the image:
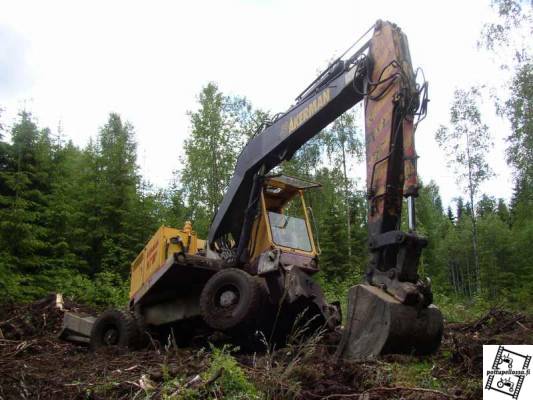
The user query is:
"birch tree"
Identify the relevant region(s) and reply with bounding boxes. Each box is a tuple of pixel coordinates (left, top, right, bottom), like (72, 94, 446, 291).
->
(435, 87, 493, 293)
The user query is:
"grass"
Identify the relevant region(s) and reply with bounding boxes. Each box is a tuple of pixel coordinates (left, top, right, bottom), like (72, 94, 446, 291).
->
(433, 292, 492, 323)
(388, 360, 442, 390)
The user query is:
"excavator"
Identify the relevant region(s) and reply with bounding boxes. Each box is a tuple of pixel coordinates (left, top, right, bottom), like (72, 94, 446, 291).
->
(60, 20, 443, 359)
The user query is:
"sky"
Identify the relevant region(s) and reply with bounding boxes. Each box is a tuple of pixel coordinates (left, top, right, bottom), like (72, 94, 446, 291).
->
(0, 0, 515, 208)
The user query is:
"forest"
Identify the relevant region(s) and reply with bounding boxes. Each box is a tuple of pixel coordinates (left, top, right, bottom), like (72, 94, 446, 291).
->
(0, 1, 531, 318)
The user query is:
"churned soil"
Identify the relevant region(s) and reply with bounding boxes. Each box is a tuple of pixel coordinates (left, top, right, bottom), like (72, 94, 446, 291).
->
(0, 296, 531, 400)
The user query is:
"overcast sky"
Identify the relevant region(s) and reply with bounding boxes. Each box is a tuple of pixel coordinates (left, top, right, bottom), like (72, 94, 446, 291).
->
(0, 0, 515, 207)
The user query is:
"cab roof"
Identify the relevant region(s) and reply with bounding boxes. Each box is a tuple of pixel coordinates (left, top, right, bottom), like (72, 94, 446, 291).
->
(264, 174, 321, 191)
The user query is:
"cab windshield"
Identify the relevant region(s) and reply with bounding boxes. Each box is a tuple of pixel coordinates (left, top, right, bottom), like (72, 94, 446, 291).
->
(268, 195, 312, 252)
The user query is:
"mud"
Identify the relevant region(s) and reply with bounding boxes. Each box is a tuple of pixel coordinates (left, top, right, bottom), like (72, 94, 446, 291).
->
(0, 297, 531, 400)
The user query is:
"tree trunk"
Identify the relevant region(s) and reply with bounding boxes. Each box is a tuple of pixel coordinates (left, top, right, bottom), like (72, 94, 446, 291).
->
(465, 258, 472, 298)
(450, 261, 458, 295)
(341, 140, 351, 259)
(471, 211, 481, 293)
(466, 133, 481, 294)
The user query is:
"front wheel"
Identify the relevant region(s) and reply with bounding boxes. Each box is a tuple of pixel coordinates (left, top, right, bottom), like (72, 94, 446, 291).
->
(200, 268, 262, 332)
(90, 310, 140, 350)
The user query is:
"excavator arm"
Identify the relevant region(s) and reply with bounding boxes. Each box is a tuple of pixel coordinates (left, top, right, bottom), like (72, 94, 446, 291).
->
(208, 20, 442, 358)
(209, 21, 427, 290)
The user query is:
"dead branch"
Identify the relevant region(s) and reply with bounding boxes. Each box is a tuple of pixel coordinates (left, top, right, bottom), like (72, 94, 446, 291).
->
(516, 321, 530, 331)
(306, 385, 456, 399)
(360, 386, 454, 398)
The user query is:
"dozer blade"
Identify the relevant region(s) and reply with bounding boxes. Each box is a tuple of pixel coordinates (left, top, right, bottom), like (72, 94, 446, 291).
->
(335, 284, 443, 360)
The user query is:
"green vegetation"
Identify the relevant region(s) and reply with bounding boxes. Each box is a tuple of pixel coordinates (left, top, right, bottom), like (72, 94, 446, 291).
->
(154, 346, 260, 400)
(0, 112, 155, 305)
(203, 345, 260, 400)
(388, 360, 441, 390)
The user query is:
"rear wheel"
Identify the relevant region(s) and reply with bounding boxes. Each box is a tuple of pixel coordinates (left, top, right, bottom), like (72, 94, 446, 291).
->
(200, 268, 262, 332)
(90, 310, 140, 350)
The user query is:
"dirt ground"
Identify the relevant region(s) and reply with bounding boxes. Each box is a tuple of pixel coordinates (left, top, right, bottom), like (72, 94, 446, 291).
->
(1, 296, 532, 400)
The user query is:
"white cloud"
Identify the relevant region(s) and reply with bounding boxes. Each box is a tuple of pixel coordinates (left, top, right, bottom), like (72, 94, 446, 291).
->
(0, 0, 514, 205)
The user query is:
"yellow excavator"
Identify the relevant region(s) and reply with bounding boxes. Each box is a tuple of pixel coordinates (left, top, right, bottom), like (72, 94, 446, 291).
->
(60, 20, 443, 359)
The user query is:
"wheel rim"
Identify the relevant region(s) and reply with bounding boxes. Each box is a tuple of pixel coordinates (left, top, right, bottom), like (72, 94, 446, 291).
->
(216, 285, 240, 309)
(103, 327, 119, 345)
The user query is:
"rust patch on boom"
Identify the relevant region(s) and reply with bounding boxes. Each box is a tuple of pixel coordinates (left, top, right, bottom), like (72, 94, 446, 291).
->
(364, 21, 419, 236)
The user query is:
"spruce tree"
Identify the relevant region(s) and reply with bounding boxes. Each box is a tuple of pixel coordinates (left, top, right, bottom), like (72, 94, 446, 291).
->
(0, 112, 54, 299)
(97, 113, 142, 276)
(319, 202, 351, 280)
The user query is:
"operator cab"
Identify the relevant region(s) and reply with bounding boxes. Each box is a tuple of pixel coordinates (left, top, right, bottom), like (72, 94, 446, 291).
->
(248, 174, 320, 270)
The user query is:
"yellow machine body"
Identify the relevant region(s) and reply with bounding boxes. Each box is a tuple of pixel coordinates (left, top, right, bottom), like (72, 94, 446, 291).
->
(129, 223, 205, 299)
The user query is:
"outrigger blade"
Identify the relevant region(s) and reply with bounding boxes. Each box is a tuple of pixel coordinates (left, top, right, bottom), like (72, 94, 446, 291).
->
(335, 284, 443, 360)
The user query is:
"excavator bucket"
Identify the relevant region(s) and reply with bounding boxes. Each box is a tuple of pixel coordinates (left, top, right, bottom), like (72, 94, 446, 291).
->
(336, 284, 443, 360)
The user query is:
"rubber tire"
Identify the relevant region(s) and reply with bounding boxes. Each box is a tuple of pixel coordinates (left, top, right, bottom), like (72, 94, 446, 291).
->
(90, 310, 140, 350)
(200, 268, 262, 332)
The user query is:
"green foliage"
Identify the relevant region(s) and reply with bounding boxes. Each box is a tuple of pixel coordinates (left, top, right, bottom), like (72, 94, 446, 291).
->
(179, 83, 265, 237)
(436, 87, 495, 293)
(323, 109, 363, 163)
(0, 112, 156, 307)
(316, 268, 361, 321)
(433, 292, 492, 323)
(66, 270, 129, 308)
(415, 180, 449, 285)
(503, 63, 532, 185)
(0, 112, 50, 275)
(480, 0, 531, 62)
(375, 0, 527, 314)
(479, 2, 533, 311)
(435, 87, 494, 198)
(432, 197, 533, 313)
(204, 345, 260, 400)
(319, 203, 351, 279)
